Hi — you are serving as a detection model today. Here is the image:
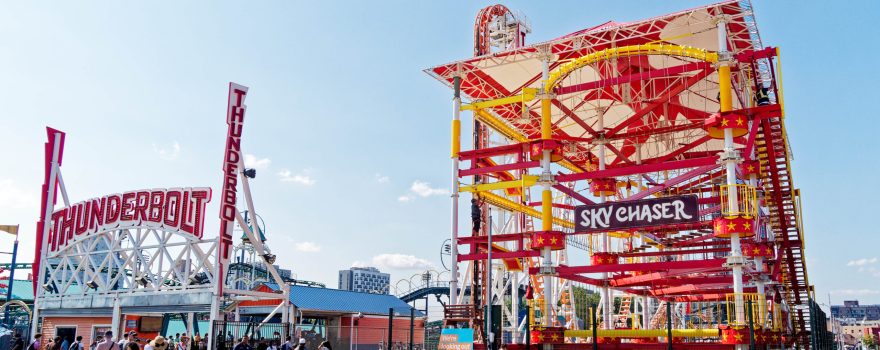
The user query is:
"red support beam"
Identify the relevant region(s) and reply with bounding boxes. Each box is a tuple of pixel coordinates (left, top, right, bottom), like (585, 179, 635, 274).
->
(459, 160, 540, 177)
(556, 156, 718, 183)
(542, 258, 726, 275)
(458, 250, 540, 262)
(619, 247, 728, 258)
(606, 68, 714, 137)
(552, 183, 595, 205)
(458, 142, 525, 160)
(625, 163, 719, 201)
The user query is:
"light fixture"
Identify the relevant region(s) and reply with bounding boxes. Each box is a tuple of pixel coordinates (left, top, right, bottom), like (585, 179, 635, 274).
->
(86, 280, 99, 289)
(263, 253, 277, 264)
(42, 283, 53, 292)
(243, 168, 257, 179)
(189, 272, 209, 285)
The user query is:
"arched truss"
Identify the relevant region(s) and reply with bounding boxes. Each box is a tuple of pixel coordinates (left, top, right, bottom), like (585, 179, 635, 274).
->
(0, 300, 32, 320)
(41, 225, 218, 299)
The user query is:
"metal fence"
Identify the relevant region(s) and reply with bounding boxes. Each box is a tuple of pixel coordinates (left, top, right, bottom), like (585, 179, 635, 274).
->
(211, 324, 425, 350)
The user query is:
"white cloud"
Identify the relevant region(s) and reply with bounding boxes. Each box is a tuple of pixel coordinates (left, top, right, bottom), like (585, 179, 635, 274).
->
(372, 253, 434, 270)
(375, 173, 390, 183)
(244, 154, 271, 170)
(0, 179, 38, 209)
(398, 181, 448, 202)
(410, 181, 449, 197)
(295, 241, 321, 253)
(153, 141, 180, 160)
(830, 289, 880, 296)
(847, 257, 878, 266)
(278, 169, 316, 186)
(351, 261, 367, 268)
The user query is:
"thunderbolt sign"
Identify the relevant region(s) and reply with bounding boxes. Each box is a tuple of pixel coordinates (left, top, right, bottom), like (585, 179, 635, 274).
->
(574, 195, 700, 232)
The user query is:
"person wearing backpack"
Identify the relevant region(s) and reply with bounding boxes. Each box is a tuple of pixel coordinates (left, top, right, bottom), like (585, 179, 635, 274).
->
(71, 336, 84, 350)
(26, 334, 42, 350)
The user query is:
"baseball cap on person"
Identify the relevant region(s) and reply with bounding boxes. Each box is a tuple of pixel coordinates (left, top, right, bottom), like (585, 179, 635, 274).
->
(299, 339, 306, 344)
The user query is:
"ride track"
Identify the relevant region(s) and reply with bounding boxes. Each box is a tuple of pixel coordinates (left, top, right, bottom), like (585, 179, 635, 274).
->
(427, 1, 813, 348)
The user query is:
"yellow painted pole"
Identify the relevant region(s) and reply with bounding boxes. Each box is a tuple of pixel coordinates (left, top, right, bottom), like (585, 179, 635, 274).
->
(775, 47, 785, 118)
(451, 119, 460, 158)
(718, 65, 733, 113)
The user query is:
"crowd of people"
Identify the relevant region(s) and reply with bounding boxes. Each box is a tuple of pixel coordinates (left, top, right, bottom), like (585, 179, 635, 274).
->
(10, 331, 334, 350)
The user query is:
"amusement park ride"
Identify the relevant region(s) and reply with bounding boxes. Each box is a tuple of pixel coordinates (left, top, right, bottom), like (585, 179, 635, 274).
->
(427, 1, 815, 349)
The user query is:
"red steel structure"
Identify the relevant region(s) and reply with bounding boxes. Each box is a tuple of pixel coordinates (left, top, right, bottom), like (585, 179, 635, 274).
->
(427, 1, 813, 349)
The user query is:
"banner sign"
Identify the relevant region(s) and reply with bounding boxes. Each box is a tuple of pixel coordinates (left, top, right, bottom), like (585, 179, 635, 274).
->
(47, 188, 212, 254)
(438, 329, 474, 350)
(218, 83, 248, 266)
(575, 195, 700, 232)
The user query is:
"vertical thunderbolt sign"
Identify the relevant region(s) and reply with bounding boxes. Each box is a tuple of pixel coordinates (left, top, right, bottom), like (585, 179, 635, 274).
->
(218, 82, 249, 294)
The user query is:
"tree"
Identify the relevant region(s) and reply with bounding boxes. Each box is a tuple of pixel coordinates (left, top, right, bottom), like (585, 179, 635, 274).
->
(863, 334, 877, 349)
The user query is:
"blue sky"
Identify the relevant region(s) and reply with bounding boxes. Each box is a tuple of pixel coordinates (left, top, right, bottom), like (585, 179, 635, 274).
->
(1, 0, 878, 315)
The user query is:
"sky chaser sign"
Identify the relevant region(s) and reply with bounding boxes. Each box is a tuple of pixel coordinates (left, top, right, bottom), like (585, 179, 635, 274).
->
(575, 195, 700, 232)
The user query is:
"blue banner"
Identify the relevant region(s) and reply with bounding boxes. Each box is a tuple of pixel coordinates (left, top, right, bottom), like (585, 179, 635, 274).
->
(438, 329, 474, 350)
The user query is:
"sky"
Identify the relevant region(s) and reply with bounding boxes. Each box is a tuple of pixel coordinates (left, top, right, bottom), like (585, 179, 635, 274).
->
(1, 0, 879, 318)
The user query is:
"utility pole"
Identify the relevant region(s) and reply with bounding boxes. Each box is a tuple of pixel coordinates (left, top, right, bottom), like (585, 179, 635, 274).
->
(0, 225, 20, 328)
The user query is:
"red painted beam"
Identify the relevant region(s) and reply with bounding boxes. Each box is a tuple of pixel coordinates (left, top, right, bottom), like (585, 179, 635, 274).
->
(458, 250, 540, 262)
(457, 233, 524, 244)
(542, 258, 726, 275)
(552, 183, 595, 205)
(556, 156, 718, 182)
(619, 247, 728, 258)
(458, 142, 525, 160)
(606, 68, 714, 137)
(459, 160, 540, 177)
(625, 163, 719, 201)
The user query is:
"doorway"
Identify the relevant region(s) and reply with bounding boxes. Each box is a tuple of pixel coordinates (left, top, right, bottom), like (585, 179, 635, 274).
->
(55, 327, 77, 346)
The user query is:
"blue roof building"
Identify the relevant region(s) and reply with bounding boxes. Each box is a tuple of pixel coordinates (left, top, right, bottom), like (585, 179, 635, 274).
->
(240, 284, 424, 318)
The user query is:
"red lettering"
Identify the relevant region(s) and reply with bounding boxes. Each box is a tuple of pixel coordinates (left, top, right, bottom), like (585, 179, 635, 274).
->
(164, 190, 181, 229)
(221, 205, 236, 221)
(120, 192, 135, 221)
(50, 210, 65, 252)
(223, 189, 236, 207)
(232, 88, 246, 107)
(74, 202, 90, 236)
(90, 197, 105, 232)
(229, 105, 245, 124)
(226, 148, 240, 164)
(133, 191, 150, 223)
(189, 190, 210, 238)
(148, 191, 164, 223)
(180, 191, 193, 235)
(59, 205, 77, 250)
(105, 195, 121, 225)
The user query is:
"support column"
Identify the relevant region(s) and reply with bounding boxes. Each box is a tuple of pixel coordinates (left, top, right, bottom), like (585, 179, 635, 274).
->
(539, 56, 555, 332)
(717, 17, 746, 348)
(187, 313, 196, 337)
(450, 75, 462, 303)
(111, 298, 122, 341)
(31, 131, 64, 339)
(596, 109, 613, 330)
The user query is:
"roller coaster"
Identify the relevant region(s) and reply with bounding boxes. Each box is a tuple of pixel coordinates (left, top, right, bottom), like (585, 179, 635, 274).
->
(426, 1, 823, 349)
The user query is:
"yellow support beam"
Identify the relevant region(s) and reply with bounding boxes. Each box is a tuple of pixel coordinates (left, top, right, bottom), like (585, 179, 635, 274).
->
(546, 44, 718, 93)
(480, 192, 574, 229)
(472, 108, 583, 172)
(459, 175, 539, 193)
(564, 328, 720, 339)
(460, 88, 537, 111)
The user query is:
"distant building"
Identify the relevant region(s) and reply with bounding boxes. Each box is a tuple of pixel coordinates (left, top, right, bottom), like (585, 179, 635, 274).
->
(832, 300, 880, 321)
(339, 267, 390, 294)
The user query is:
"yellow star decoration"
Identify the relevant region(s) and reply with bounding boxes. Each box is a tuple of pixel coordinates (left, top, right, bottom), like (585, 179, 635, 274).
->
(550, 333, 559, 342)
(722, 333, 728, 342)
(743, 222, 752, 230)
(765, 247, 773, 255)
(772, 334, 779, 341)
(715, 222, 722, 232)
(747, 165, 755, 171)
(550, 237, 558, 245)
(603, 183, 611, 189)
(734, 333, 744, 342)
(736, 117, 745, 126)
(721, 118, 729, 126)
(536, 334, 544, 341)
(752, 247, 761, 254)
(726, 222, 737, 231)
(536, 237, 545, 245)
